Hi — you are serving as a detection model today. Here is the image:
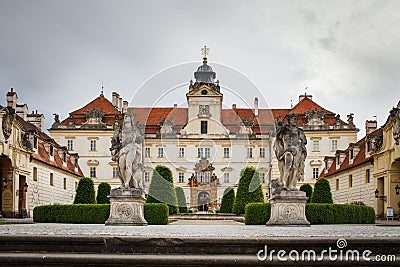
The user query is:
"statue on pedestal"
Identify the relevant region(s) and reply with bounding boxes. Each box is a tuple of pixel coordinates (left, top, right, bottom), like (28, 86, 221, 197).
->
(107, 111, 147, 226)
(274, 114, 307, 191)
(111, 112, 144, 189)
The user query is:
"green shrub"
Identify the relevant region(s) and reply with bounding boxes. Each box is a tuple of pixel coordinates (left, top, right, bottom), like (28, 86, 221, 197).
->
(33, 203, 170, 225)
(244, 203, 375, 225)
(311, 178, 333, 204)
(300, 183, 313, 203)
(96, 182, 111, 204)
(219, 187, 235, 213)
(244, 203, 270, 224)
(74, 177, 96, 204)
(175, 187, 188, 213)
(146, 165, 178, 215)
(144, 203, 169, 225)
(232, 167, 264, 215)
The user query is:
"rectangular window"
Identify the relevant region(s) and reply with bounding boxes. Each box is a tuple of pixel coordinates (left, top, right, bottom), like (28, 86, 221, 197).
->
(312, 140, 319, 152)
(331, 140, 338, 151)
(49, 145, 54, 156)
(145, 147, 151, 158)
(50, 173, 54, 186)
(67, 140, 73, 151)
(33, 167, 38, 181)
(223, 147, 230, 158)
(75, 181, 78, 190)
(260, 148, 265, 158)
(312, 168, 319, 179)
(178, 172, 184, 183)
(205, 148, 210, 158)
(63, 178, 67, 189)
(90, 140, 96, 151)
(336, 179, 339, 191)
(365, 169, 370, 184)
(247, 147, 253, 158)
(204, 172, 210, 183)
(350, 149, 354, 159)
(158, 147, 164, 158)
(260, 172, 265, 183)
(90, 167, 96, 178)
(224, 173, 230, 183)
(201, 120, 208, 134)
(112, 167, 118, 178)
(349, 175, 353, 187)
(198, 172, 203, 183)
(197, 148, 203, 158)
(178, 147, 185, 158)
(144, 172, 150, 182)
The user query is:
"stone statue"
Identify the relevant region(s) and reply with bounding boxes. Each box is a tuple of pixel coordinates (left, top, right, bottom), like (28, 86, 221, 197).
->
(274, 114, 307, 191)
(111, 112, 144, 189)
(390, 101, 400, 145)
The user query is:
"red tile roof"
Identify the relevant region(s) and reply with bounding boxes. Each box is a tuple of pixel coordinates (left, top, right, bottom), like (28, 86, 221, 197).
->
(290, 96, 335, 115)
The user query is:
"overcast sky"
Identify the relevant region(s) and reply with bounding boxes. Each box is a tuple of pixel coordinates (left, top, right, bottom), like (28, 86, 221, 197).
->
(1, 0, 399, 138)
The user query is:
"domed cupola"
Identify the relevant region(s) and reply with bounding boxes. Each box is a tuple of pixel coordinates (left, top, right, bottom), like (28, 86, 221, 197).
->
(190, 46, 220, 92)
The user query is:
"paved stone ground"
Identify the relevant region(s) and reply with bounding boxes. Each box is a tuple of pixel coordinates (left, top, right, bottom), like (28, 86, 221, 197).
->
(0, 219, 400, 237)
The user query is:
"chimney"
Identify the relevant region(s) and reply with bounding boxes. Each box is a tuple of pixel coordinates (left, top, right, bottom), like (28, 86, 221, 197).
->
(112, 92, 119, 109)
(299, 94, 312, 102)
(174, 104, 178, 108)
(122, 101, 128, 113)
(6, 88, 18, 109)
(118, 97, 123, 112)
(365, 120, 377, 135)
(254, 97, 259, 117)
(16, 103, 28, 121)
(232, 103, 236, 110)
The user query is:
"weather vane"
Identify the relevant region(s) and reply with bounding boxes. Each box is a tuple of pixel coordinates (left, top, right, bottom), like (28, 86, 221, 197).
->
(201, 45, 210, 60)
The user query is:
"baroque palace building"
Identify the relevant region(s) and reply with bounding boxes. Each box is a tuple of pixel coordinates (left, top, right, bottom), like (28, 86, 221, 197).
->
(0, 89, 83, 218)
(50, 51, 358, 211)
(322, 102, 400, 218)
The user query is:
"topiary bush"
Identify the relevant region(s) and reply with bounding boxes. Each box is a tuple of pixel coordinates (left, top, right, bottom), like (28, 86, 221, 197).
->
(311, 178, 333, 204)
(219, 187, 235, 213)
(300, 183, 313, 203)
(245, 203, 270, 225)
(175, 187, 188, 213)
(146, 165, 178, 215)
(96, 182, 111, 204)
(74, 177, 96, 204)
(33, 203, 169, 225)
(232, 166, 264, 215)
(144, 203, 169, 225)
(244, 203, 375, 225)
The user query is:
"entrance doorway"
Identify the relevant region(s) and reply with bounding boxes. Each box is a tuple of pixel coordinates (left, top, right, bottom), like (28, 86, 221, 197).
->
(18, 175, 27, 218)
(0, 156, 13, 218)
(377, 177, 384, 218)
(198, 191, 210, 212)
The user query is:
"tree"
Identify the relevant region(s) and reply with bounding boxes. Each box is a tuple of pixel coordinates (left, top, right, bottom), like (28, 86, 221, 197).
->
(175, 187, 188, 213)
(74, 177, 96, 204)
(219, 187, 235, 213)
(96, 182, 111, 204)
(232, 166, 264, 215)
(146, 165, 178, 214)
(300, 183, 313, 203)
(311, 178, 333, 204)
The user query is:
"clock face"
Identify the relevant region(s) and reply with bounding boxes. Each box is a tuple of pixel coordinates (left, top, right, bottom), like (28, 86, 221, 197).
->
(201, 89, 208, 95)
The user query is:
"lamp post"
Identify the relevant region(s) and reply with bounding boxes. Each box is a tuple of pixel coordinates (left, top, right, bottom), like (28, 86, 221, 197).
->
(395, 184, 400, 195)
(374, 189, 379, 199)
(24, 182, 28, 192)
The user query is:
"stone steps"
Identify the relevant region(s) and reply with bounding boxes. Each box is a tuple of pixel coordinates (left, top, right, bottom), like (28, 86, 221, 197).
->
(0, 235, 399, 266)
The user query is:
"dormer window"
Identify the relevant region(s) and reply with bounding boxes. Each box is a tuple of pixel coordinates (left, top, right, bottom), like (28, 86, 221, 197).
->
(49, 145, 54, 156)
(33, 136, 38, 149)
(350, 149, 354, 160)
(336, 155, 341, 165)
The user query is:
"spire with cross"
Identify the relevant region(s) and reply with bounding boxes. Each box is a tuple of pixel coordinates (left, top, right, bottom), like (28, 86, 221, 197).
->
(201, 45, 210, 61)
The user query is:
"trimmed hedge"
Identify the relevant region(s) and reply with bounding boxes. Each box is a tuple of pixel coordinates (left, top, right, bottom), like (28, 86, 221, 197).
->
(300, 183, 313, 203)
(245, 203, 271, 225)
(74, 177, 96, 204)
(144, 203, 169, 225)
(219, 187, 235, 213)
(175, 187, 188, 213)
(311, 178, 333, 204)
(244, 203, 375, 225)
(232, 167, 264, 215)
(33, 203, 169, 225)
(96, 182, 111, 204)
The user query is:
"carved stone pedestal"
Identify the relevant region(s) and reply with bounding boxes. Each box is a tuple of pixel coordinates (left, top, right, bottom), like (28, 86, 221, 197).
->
(105, 188, 147, 226)
(267, 190, 310, 226)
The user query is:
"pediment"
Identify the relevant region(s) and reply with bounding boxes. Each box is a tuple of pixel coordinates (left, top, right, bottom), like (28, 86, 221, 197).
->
(187, 85, 223, 97)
